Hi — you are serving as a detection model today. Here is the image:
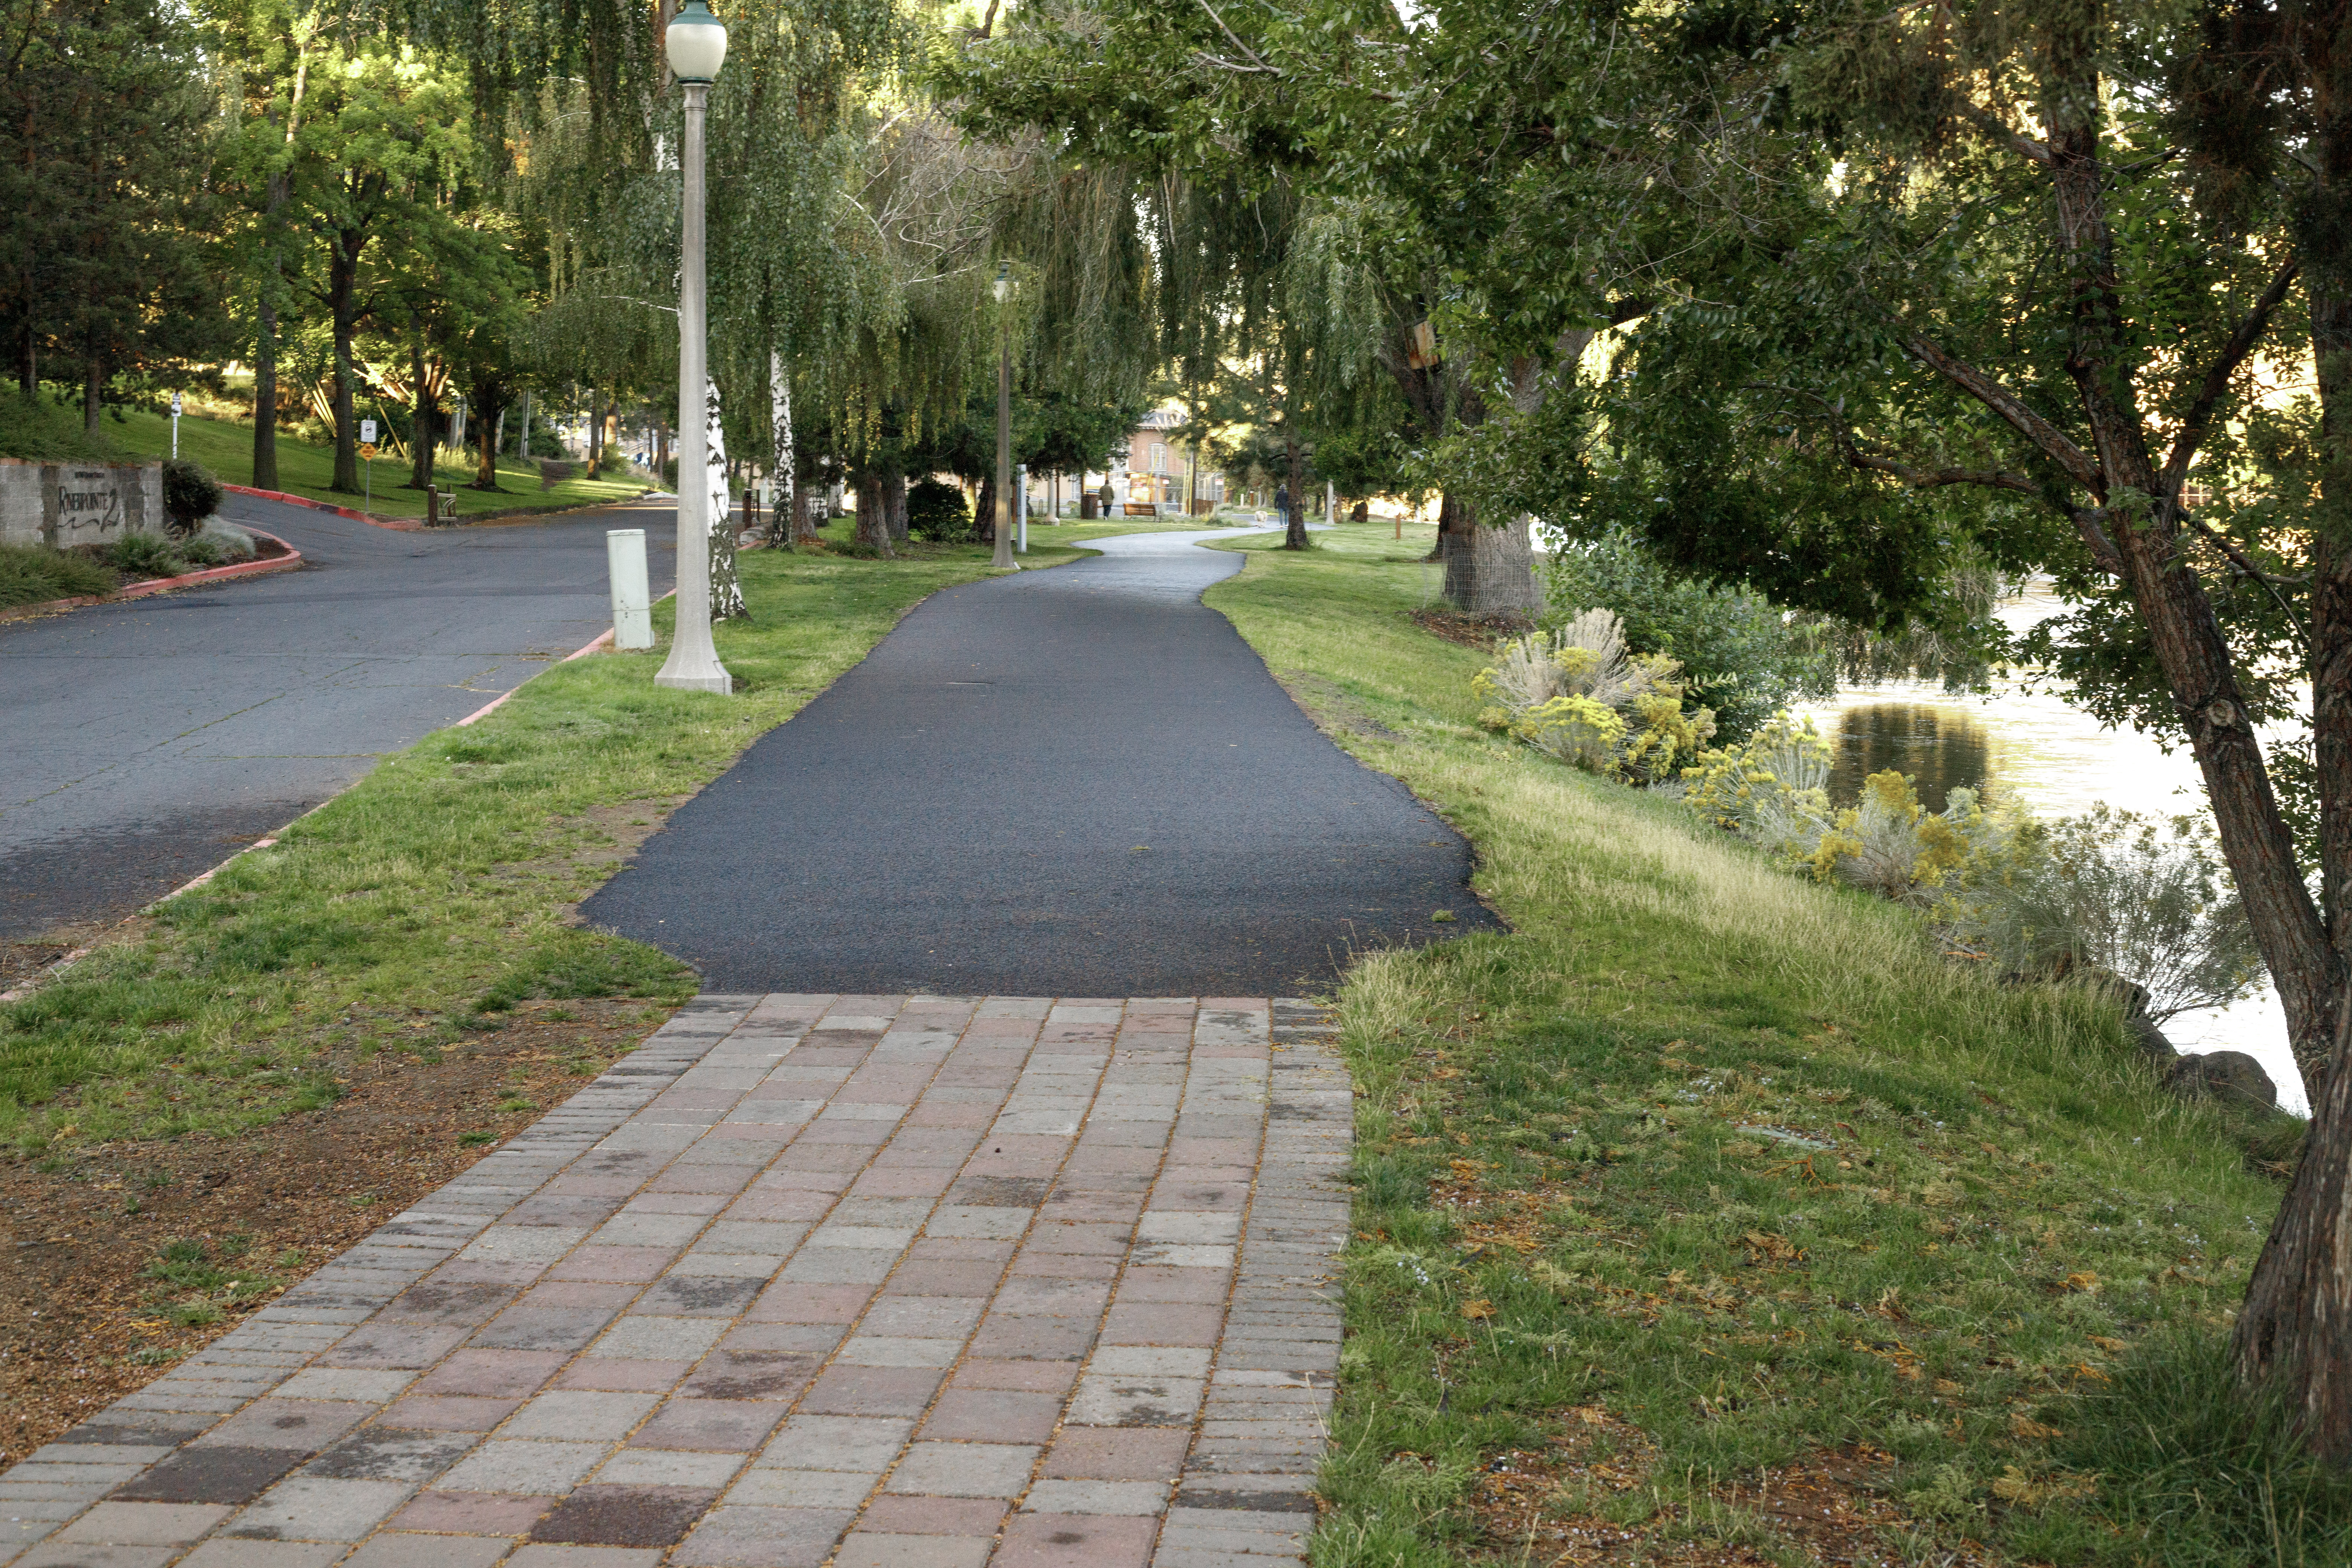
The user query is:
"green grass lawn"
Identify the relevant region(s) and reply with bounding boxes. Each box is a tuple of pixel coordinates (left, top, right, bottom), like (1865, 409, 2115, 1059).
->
(104, 405, 649, 522)
(1202, 527, 2335, 1568)
(0, 534, 1101, 1150)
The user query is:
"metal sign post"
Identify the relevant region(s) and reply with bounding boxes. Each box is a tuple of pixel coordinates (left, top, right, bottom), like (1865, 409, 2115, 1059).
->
(170, 391, 181, 459)
(359, 420, 378, 513)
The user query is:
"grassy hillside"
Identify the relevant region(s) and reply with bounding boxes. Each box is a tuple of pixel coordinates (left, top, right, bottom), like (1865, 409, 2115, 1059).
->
(100, 404, 646, 521)
(1203, 527, 2336, 1567)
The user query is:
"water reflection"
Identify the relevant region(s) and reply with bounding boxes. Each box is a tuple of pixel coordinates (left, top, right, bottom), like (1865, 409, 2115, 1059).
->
(1790, 587, 2301, 1111)
(1819, 704, 1994, 814)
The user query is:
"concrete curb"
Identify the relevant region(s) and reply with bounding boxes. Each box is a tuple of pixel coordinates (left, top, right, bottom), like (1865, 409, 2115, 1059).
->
(0, 526, 303, 624)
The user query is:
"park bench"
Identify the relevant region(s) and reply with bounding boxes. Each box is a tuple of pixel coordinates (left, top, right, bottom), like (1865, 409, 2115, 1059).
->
(1123, 501, 1158, 516)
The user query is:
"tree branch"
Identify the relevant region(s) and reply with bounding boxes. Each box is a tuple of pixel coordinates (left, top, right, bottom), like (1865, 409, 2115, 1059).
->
(1900, 328, 2105, 493)
(1952, 101, 2051, 165)
(1194, 0, 1277, 74)
(2161, 252, 2300, 497)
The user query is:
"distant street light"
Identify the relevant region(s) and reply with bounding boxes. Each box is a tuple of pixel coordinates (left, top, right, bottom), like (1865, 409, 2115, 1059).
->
(654, 0, 734, 694)
(992, 264, 1016, 571)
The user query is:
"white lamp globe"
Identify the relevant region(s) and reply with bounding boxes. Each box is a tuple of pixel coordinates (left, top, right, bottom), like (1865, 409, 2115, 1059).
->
(667, 0, 727, 82)
(993, 264, 1010, 305)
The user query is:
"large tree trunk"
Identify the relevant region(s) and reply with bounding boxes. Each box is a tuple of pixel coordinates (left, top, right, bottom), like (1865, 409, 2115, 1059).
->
(328, 228, 361, 493)
(883, 465, 908, 548)
(2232, 87, 2352, 1451)
(975, 474, 996, 544)
(1283, 427, 1309, 550)
(853, 470, 893, 555)
(587, 385, 604, 472)
(1435, 492, 1542, 614)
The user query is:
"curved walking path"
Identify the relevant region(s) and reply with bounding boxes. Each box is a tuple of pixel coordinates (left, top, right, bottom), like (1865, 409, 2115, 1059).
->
(581, 526, 1499, 996)
(0, 993, 1348, 1568)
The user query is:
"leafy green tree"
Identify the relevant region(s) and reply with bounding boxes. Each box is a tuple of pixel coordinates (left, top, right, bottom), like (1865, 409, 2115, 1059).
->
(0, 0, 227, 427)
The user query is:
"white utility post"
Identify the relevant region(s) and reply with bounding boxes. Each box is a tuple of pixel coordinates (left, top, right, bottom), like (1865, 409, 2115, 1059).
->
(170, 391, 181, 459)
(1015, 461, 1028, 553)
(653, 0, 733, 695)
(607, 529, 654, 648)
(1326, 479, 1335, 524)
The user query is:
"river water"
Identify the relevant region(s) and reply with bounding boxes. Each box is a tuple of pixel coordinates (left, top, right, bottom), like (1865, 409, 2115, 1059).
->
(1790, 580, 2306, 1113)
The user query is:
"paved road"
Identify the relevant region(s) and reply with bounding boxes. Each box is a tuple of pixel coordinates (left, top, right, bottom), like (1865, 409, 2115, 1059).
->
(583, 528, 1500, 996)
(0, 492, 676, 950)
(0, 993, 1349, 1568)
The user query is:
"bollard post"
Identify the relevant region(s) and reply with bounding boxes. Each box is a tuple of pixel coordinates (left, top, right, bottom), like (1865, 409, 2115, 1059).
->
(607, 528, 654, 650)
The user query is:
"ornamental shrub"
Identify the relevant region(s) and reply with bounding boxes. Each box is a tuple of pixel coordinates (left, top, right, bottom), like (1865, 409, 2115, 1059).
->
(907, 477, 971, 541)
(161, 458, 222, 534)
(1472, 609, 1714, 781)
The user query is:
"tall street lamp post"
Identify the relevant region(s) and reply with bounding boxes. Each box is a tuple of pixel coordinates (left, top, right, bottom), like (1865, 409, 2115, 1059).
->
(655, 0, 734, 694)
(991, 265, 1016, 571)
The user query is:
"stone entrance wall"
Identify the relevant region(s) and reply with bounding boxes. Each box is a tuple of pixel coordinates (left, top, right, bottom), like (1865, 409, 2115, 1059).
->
(0, 457, 165, 549)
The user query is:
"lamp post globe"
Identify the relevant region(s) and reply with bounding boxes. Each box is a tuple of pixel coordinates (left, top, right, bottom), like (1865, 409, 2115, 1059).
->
(654, 0, 733, 694)
(665, 0, 727, 81)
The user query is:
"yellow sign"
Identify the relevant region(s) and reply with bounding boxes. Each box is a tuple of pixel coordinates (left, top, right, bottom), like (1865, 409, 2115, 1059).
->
(358, 443, 378, 460)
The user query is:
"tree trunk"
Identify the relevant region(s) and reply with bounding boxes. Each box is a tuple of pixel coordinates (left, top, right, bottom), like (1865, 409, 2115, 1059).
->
(1283, 427, 1309, 550)
(475, 390, 501, 490)
(704, 381, 746, 619)
(82, 350, 101, 437)
(408, 339, 436, 490)
(253, 295, 281, 491)
(328, 228, 362, 493)
(2231, 87, 2352, 1449)
(1435, 492, 1541, 614)
(975, 474, 996, 544)
(769, 349, 795, 546)
(884, 465, 908, 548)
(588, 385, 604, 472)
(853, 471, 893, 555)
(252, 162, 290, 492)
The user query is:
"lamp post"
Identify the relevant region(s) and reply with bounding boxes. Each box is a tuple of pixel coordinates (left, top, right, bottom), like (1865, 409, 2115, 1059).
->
(654, 0, 734, 694)
(991, 264, 1016, 570)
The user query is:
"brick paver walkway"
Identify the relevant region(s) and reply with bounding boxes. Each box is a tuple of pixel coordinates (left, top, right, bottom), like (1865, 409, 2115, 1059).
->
(2, 996, 1349, 1568)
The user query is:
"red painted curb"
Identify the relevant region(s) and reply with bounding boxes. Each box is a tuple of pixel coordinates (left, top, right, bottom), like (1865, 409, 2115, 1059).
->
(0, 527, 304, 623)
(223, 483, 418, 530)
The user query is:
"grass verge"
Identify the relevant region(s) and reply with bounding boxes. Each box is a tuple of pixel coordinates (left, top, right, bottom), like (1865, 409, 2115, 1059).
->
(1203, 524, 2325, 1566)
(0, 532, 1100, 1150)
(101, 404, 649, 522)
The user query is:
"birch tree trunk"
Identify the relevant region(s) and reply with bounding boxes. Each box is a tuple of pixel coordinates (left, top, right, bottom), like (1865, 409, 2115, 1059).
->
(705, 378, 746, 619)
(769, 348, 796, 547)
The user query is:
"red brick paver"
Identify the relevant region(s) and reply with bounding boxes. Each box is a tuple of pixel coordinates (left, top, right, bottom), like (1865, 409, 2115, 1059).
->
(0, 998, 1347, 1568)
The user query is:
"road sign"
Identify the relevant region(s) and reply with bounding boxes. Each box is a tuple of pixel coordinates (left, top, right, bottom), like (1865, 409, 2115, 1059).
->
(360, 418, 378, 444)
(170, 391, 182, 415)
(358, 443, 378, 460)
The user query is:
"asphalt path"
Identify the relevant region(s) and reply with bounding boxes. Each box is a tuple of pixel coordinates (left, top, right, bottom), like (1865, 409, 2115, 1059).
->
(581, 527, 1502, 997)
(1, 491, 676, 948)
